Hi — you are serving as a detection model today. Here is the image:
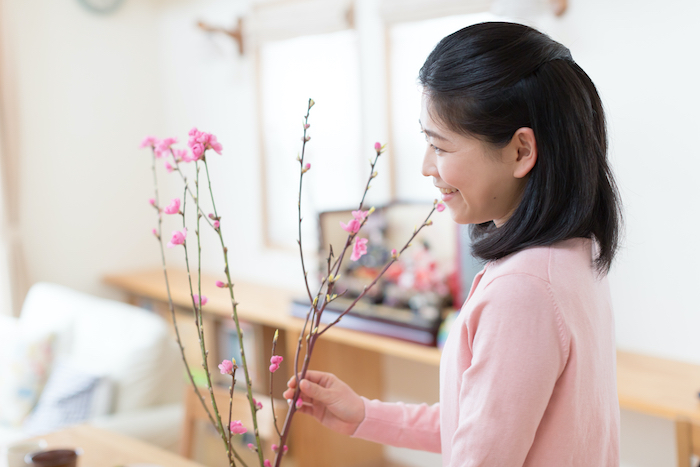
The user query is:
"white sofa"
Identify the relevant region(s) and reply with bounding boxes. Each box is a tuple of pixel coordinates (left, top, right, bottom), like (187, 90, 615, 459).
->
(0, 282, 185, 455)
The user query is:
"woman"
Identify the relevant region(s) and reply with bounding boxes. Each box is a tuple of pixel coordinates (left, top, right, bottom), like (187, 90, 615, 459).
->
(285, 21, 623, 466)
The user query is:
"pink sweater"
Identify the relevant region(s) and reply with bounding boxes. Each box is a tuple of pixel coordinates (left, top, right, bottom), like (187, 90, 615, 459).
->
(352, 237, 620, 466)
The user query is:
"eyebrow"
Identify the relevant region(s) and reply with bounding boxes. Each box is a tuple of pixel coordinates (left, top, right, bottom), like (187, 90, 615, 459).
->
(418, 119, 450, 142)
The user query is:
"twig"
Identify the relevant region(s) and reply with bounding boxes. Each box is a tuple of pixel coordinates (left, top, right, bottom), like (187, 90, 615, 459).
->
(202, 159, 266, 467)
(269, 330, 283, 439)
(150, 149, 218, 430)
(296, 98, 315, 303)
(227, 365, 238, 467)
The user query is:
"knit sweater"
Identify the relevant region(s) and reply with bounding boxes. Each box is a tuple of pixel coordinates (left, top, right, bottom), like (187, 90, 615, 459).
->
(352, 237, 620, 466)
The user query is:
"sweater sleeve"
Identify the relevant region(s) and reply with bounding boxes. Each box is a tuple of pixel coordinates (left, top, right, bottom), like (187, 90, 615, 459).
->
(351, 398, 441, 453)
(450, 273, 570, 466)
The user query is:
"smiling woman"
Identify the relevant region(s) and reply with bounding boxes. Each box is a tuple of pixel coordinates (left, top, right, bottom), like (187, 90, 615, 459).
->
(418, 21, 622, 275)
(287, 21, 624, 467)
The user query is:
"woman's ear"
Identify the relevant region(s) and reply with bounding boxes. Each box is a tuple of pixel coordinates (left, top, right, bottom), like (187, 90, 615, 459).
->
(511, 127, 537, 179)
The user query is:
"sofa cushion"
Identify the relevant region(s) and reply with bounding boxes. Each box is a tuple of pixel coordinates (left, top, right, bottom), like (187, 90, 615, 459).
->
(0, 315, 54, 427)
(18, 283, 175, 413)
(22, 360, 114, 435)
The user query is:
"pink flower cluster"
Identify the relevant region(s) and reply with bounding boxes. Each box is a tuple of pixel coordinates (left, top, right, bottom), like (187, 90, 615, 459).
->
(229, 420, 247, 435)
(218, 359, 234, 375)
(264, 460, 271, 467)
(269, 355, 283, 373)
(253, 398, 263, 410)
(188, 127, 223, 159)
(140, 130, 223, 172)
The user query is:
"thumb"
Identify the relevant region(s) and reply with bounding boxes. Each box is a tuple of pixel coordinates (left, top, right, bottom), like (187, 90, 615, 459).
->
(300, 379, 333, 404)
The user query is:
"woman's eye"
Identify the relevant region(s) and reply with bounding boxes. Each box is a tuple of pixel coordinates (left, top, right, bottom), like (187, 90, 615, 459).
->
(431, 144, 442, 155)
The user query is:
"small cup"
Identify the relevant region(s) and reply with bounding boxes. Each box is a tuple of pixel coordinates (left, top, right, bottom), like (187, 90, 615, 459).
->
(25, 449, 79, 467)
(6, 440, 48, 467)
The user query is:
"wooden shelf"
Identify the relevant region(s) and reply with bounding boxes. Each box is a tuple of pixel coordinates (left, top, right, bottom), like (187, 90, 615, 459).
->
(103, 268, 442, 366)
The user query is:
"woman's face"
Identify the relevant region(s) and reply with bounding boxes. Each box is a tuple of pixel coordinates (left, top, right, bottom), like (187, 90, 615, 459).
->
(420, 94, 534, 226)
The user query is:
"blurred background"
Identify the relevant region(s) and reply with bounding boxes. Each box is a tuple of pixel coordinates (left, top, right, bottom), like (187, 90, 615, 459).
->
(0, 0, 699, 466)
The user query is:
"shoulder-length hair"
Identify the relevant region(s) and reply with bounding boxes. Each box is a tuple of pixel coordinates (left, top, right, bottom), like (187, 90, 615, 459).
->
(419, 21, 623, 274)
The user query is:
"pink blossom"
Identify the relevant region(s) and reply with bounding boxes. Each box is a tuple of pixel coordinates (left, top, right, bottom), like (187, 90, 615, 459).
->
(193, 294, 208, 307)
(304, 123, 310, 129)
(208, 134, 223, 154)
(436, 202, 445, 212)
(173, 148, 188, 163)
(167, 229, 187, 248)
(272, 444, 279, 453)
(165, 161, 174, 173)
(264, 461, 271, 467)
(229, 420, 247, 435)
(218, 359, 233, 375)
(269, 355, 283, 373)
(149, 198, 155, 206)
(247, 443, 256, 451)
(304, 163, 310, 171)
(339, 218, 361, 234)
(213, 220, 220, 229)
(391, 248, 397, 257)
(140, 136, 159, 149)
(152, 228, 158, 237)
(163, 198, 181, 215)
(191, 142, 204, 160)
(215, 280, 226, 288)
(155, 137, 178, 157)
(351, 237, 368, 261)
(253, 398, 262, 410)
(283, 446, 288, 453)
(374, 142, 381, 151)
(352, 210, 369, 221)
(295, 398, 303, 409)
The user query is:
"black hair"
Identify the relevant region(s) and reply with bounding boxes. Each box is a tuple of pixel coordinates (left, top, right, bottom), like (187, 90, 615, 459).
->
(418, 21, 623, 275)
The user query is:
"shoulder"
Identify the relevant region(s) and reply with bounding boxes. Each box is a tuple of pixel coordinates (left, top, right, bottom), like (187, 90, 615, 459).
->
(481, 237, 594, 288)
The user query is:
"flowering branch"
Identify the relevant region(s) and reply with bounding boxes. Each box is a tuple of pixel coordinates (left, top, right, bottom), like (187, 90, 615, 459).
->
(296, 98, 315, 303)
(272, 108, 439, 467)
(148, 148, 217, 432)
(201, 158, 266, 467)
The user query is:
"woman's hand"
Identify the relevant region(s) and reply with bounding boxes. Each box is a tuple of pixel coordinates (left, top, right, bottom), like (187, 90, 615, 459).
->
(283, 370, 365, 436)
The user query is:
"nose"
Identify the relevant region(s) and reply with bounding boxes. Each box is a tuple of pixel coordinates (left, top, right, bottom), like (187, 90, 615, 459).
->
(421, 144, 437, 178)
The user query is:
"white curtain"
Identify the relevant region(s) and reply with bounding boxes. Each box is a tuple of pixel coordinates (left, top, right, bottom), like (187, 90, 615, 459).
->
(0, 0, 29, 317)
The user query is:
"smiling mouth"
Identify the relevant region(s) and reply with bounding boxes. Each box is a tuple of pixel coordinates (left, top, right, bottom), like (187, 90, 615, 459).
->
(439, 187, 458, 194)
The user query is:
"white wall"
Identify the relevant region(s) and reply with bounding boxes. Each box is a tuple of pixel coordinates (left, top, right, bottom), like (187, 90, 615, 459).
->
(4, 0, 166, 300)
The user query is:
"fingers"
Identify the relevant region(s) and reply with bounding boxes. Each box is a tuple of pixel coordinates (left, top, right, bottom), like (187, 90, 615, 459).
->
(287, 370, 329, 388)
(298, 378, 333, 404)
